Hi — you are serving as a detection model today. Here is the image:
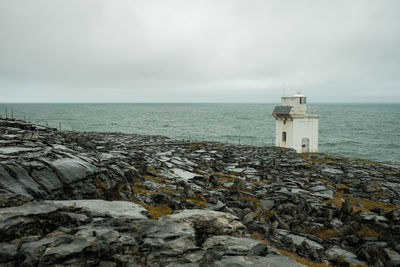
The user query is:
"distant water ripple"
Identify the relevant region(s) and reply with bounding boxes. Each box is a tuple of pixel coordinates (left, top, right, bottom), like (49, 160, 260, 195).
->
(0, 103, 398, 163)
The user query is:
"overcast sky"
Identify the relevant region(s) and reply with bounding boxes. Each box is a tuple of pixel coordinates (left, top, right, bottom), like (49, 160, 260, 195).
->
(0, 0, 399, 103)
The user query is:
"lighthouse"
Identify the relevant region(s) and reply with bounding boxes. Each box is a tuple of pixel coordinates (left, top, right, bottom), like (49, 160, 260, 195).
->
(272, 92, 319, 153)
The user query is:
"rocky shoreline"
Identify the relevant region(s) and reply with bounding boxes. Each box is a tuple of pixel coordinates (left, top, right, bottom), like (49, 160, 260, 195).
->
(0, 118, 399, 266)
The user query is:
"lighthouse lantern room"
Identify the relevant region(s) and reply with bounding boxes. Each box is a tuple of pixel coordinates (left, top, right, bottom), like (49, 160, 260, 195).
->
(272, 92, 319, 153)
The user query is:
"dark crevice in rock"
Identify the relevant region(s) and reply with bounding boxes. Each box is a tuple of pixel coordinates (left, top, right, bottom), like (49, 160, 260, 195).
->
(0, 118, 399, 266)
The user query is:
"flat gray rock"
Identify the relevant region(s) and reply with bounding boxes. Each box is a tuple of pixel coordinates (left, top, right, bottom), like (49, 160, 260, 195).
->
(203, 235, 265, 255)
(360, 213, 387, 222)
(212, 255, 306, 267)
(321, 167, 344, 176)
(19, 236, 62, 266)
(42, 236, 97, 264)
(48, 157, 97, 184)
(311, 190, 333, 199)
(308, 185, 327, 192)
(3, 164, 44, 196)
(46, 200, 148, 220)
(160, 209, 245, 236)
(286, 233, 323, 250)
(326, 246, 357, 259)
(30, 168, 63, 192)
(0, 147, 42, 155)
(0, 201, 58, 221)
(384, 248, 400, 263)
(0, 242, 19, 262)
(0, 165, 31, 196)
(275, 230, 324, 250)
(171, 168, 198, 181)
(141, 220, 197, 256)
(0, 193, 32, 207)
(260, 199, 274, 210)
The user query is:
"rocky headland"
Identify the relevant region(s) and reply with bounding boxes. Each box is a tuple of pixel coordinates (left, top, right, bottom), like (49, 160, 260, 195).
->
(0, 118, 399, 267)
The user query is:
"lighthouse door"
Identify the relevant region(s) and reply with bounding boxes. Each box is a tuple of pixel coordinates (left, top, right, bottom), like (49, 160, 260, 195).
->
(302, 138, 309, 153)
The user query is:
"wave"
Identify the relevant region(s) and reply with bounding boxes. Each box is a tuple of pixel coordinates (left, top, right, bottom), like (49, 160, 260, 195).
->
(3, 103, 399, 163)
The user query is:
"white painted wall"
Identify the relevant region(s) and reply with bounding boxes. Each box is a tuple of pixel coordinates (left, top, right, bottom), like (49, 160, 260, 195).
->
(281, 97, 306, 115)
(275, 119, 293, 148)
(292, 117, 319, 153)
(275, 117, 318, 153)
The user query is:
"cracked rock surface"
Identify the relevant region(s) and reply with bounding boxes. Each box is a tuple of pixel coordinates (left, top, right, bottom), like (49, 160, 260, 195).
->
(0, 118, 399, 266)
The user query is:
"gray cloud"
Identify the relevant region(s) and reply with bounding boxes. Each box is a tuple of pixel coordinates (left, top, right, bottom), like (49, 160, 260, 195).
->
(0, 0, 399, 102)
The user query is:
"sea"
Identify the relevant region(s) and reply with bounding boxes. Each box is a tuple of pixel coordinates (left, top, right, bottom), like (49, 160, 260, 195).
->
(0, 103, 399, 163)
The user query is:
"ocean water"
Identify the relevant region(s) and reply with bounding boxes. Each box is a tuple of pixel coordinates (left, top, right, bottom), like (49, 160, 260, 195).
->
(0, 103, 399, 163)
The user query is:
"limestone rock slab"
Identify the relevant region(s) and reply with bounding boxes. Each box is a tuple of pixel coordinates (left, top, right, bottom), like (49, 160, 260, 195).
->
(160, 209, 245, 237)
(46, 200, 148, 220)
(203, 235, 266, 256)
(48, 157, 97, 184)
(212, 255, 306, 267)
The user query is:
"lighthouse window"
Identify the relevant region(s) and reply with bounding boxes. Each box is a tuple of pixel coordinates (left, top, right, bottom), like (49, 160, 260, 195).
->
(300, 97, 306, 104)
(282, 132, 287, 142)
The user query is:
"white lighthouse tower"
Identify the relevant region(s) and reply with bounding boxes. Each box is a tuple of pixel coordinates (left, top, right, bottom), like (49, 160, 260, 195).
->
(272, 92, 319, 153)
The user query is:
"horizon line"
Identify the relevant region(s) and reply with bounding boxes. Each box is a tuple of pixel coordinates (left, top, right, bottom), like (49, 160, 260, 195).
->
(0, 101, 399, 104)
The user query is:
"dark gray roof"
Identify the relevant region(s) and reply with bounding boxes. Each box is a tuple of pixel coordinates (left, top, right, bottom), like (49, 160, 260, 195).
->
(272, 106, 292, 115)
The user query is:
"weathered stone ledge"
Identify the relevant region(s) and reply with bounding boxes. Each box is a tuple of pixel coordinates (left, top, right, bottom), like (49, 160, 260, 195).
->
(0, 118, 399, 266)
